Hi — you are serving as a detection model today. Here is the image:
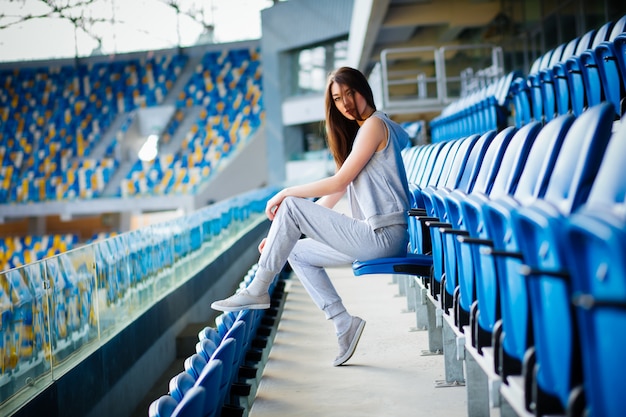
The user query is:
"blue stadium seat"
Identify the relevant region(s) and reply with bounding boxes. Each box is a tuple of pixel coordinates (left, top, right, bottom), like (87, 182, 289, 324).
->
(171, 386, 206, 417)
(540, 37, 579, 121)
(210, 337, 236, 411)
(223, 320, 247, 389)
(477, 103, 614, 377)
(510, 75, 532, 127)
(413, 135, 489, 297)
(169, 372, 196, 402)
(441, 122, 545, 327)
(194, 359, 223, 417)
(216, 311, 237, 339)
(427, 129, 515, 309)
(594, 17, 626, 118)
(509, 113, 626, 415)
(148, 394, 179, 417)
(579, 16, 626, 113)
(184, 353, 208, 380)
(615, 34, 626, 114)
(196, 338, 218, 362)
(456, 116, 571, 341)
(528, 48, 556, 122)
(565, 21, 613, 116)
(565, 212, 626, 417)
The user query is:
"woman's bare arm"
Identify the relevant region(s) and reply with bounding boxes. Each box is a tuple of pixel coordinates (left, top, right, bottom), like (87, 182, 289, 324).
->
(265, 116, 387, 219)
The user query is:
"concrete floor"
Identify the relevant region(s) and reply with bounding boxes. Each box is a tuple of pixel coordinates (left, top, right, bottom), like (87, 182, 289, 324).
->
(249, 266, 470, 417)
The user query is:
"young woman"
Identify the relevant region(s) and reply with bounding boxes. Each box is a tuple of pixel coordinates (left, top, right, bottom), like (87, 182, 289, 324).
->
(212, 66, 411, 366)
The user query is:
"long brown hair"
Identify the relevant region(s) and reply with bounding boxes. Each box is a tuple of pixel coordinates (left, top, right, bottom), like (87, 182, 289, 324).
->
(324, 67, 376, 167)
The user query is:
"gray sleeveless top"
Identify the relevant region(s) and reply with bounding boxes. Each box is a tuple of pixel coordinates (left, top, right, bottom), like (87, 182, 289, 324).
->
(347, 111, 411, 229)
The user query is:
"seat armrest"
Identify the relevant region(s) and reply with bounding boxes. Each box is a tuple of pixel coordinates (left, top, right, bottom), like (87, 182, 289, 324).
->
(424, 221, 452, 228)
(480, 247, 523, 259)
(409, 208, 427, 216)
(457, 236, 493, 246)
(440, 229, 470, 236)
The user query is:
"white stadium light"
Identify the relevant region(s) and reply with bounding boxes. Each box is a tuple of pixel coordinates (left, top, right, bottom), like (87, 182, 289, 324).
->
(138, 134, 159, 162)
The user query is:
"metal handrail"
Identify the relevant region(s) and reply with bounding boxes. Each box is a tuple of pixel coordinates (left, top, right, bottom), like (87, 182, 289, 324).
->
(379, 44, 504, 112)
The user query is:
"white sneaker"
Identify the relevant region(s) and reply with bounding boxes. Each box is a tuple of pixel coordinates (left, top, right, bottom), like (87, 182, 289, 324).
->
(333, 316, 366, 366)
(210, 289, 270, 312)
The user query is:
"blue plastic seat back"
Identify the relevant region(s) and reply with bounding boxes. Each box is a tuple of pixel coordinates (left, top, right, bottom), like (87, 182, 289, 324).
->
(615, 34, 626, 115)
(423, 135, 493, 282)
(429, 129, 500, 274)
(565, 212, 626, 417)
(236, 309, 256, 352)
(424, 140, 458, 187)
(552, 37, 583, 115)
(196, 338, 218, 362)
(444, 128, 516, 217)
(184, 353, 208, 380)
(403, 146, 424, 184)
(171, 386, 205, 417)
(453, 131, 498, 194)
(565, 23, 612, 115)
(487, 103, 615, 365)
(540, 43, 566, 121)
(480, 123, 539, 198)
(511, 204, 576, 409)
(511, 76, 532, 127)
(198, 326, 222, 346)
(448, 124, 536, 313)
(554, 29, 596, 114)
(512, 116, 626, 412)
(440, 134, 481, 190)
(509, 114, 575, 203)
(224, 320, 247, 385)
(408, 185, 434, 254)
(405, 145, 430, 184)
(595, 17, 626, 117)
(583, 121, 626, 210)
(541, 39, 578, 121)
(438, 128, 517, 299)
(458, 121, 553, 328)
(195, 359, 223, 417)
(431, 139, 465, 188)
(414, 143, 441, 186)
(169, 372, 196, 403)
(210, 337, 236, 408)
(215, 311, 236, 339)
(149, 395, 179, 417)
(542, 102, 615, 214)
(607, 14, 626, 42)
(528, 49, 555, 122)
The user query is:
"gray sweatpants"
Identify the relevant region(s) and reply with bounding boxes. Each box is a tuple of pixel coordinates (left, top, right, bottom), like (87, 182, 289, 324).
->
(256, 196, 409, 320)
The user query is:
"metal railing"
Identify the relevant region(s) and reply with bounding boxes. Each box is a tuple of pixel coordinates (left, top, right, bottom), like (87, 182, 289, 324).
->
(379, 44, 503, 113)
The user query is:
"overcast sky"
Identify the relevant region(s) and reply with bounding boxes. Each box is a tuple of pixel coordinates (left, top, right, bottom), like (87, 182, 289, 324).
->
(0, 0, 274, 63)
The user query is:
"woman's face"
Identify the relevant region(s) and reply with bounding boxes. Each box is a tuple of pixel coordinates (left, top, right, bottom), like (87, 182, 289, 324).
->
(331, 82, 369, 122)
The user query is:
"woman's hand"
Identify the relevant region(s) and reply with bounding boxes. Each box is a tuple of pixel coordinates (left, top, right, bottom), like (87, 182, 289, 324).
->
(258, 238, 267, 253)
(265, 190, 286, 220)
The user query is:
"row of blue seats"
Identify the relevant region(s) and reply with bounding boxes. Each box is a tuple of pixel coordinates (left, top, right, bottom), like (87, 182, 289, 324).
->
(431, 15, 626, 145)
(430, 71, 516, 142)
(148, 265, 288, 417)
(354, 102, 625, 417)
(512, 15, 626, 126)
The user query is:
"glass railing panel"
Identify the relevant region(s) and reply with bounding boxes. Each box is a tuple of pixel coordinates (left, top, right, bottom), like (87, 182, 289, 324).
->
(43, 249, 99, 370)
(0, 263, 53, 408)
(0, 185, 277, 411)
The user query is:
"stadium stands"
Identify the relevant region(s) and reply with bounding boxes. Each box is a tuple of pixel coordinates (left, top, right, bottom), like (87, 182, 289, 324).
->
(2, 7, 626, 417)
(146, 263, 288, 417)
(0, 45, 265, 273)
(0, 186, 277, 415)
(0, 45, 262, 206)
(353, 14, 626, 417)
